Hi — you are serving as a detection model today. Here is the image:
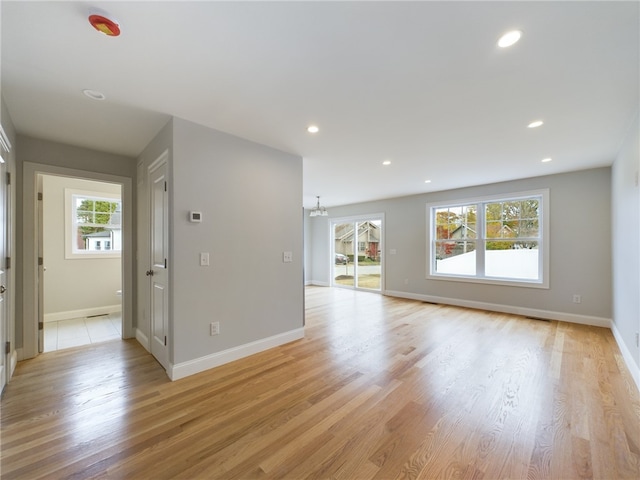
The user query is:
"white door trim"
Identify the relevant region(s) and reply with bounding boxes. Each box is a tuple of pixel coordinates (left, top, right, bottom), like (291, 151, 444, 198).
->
(21, 162, 133, 360)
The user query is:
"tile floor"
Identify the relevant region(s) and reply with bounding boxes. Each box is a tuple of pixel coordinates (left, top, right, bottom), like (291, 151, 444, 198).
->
(43, 313, 122, 352)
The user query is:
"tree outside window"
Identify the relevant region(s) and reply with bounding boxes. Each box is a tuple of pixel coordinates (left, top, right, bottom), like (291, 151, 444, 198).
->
(427, 190, 548, 287)
(65, 189, 122, 258)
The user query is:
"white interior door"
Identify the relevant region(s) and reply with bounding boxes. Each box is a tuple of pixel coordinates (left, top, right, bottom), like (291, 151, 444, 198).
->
(0, 157, 6, 391)
(37, 178, 44, 353)
(148, 156, 169, 370)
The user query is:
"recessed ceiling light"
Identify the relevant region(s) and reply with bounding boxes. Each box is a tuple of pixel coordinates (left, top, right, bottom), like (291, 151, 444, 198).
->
(498, 30, 522, 48)
(307, 125, 319, 134)
(424, 179, 432, 184)
(382, 160, 391, 165)
(83, 89, 106, 101)
(528, 120, 544, 128)
(541, 157, 552, 163)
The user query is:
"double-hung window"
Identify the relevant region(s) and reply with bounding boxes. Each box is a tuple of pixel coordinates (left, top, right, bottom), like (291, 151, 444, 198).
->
(65, 189, 122, 259)
(427, 189, 549, 287)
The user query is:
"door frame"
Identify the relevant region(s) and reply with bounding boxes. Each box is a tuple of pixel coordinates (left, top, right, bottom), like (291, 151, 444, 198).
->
(21, 162, 133, 360)
(0, 152, 8, 390)
(0, 125, 15, 391)
(330, 213, 385, 293)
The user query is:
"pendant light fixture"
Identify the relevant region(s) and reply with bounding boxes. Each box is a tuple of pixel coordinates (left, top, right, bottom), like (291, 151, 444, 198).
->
(309, 196, 328, 217)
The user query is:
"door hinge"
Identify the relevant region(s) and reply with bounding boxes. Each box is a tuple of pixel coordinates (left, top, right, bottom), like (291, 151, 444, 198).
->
(164, 336, 167, 346)
(38, 322, 44, 331)
(164, 181, 167, 192)
(164, 258, 167, 269)
(5, 341, 10, 355)
(6, 172, 10, 185)
(5, 256, 10, 269)
(38, 257, 44, 266)
(38, 192, 43, 201)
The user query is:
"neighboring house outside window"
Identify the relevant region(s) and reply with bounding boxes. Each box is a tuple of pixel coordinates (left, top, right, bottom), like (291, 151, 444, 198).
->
(427, 189, 549, 288)
(83, 232, 117, 251)
(334, 221, 381, 261)
(65, 189, 122, 259)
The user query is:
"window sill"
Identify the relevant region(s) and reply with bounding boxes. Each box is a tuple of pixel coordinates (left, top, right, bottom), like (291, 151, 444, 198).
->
(65, 253, 122, 260)
(426, 273, 549, 289)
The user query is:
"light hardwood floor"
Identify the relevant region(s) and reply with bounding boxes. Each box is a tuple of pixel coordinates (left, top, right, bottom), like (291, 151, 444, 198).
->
(1, 287, 638, 479)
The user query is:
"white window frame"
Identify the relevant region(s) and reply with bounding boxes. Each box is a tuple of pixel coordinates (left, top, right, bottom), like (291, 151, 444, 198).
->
(65, 189, 122, 259)
(426, 189, 549, 288)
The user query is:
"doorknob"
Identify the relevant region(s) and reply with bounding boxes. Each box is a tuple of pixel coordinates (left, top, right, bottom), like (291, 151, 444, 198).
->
(0, 285, 6, 294)
(145, 270, 154, 276)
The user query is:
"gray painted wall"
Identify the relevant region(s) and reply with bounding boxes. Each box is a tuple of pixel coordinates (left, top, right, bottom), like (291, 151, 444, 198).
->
(306, 168, 612, 320)
(136, 118, 304, 370)
(42, 175, 121, 317)
(17, 136, 136, 177)
(170, 118, 304, 365)
(612, 114, 640, 371)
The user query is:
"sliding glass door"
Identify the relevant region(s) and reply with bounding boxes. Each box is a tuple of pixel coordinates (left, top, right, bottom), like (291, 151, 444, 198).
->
(332, 217, 383, 291)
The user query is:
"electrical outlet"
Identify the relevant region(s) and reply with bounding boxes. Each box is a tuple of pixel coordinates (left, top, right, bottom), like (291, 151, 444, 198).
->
(210, 322, 220, 336)
(572, 294, 582, 304)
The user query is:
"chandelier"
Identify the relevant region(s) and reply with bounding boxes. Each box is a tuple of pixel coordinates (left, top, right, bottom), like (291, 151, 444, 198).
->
(309, 196, 328, 217)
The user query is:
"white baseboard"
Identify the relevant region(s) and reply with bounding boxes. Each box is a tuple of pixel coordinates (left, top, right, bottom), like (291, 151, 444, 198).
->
(384, 290, 612, 329)
(308, 280, 330, 287)
(169, 327, 305, 381)
(611, 322, 640, 392)
(44, 304, 122, 323)
(135, 328, 150, 351)
(10, 350, 17, 378)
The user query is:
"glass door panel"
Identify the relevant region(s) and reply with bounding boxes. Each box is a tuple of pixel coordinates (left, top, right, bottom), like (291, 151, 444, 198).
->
(356, 220, 381, 290)
(333, 222, 354, 287)
(332, 218, 382, 291)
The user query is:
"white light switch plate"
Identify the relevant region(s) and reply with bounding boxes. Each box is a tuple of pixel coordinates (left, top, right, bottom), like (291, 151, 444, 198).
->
(200, 252, 210, 266)
(283, 251, 293, 263)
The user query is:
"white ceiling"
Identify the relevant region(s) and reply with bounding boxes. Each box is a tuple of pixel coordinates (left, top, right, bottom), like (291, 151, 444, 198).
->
(2, 1, 638, 208)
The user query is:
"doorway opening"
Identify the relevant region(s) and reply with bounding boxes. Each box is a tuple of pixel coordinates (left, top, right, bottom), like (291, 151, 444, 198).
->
(39, 174, 123, 352)
(332, 216, 384, 291)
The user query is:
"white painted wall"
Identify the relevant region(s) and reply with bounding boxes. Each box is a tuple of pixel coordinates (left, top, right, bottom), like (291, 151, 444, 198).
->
(307, 168, 612, 322)
(42, 175, 121, 320)
(611, 114, 640, 383)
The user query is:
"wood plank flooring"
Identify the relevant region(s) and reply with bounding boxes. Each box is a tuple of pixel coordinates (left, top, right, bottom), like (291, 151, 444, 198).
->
(1, 287, 639, 479)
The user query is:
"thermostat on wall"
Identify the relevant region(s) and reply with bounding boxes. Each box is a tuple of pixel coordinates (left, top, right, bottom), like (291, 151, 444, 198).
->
(189, 211, 202, 223)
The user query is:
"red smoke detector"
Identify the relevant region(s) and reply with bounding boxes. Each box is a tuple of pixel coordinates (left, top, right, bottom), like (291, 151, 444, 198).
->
(89, 14, 120, 37)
